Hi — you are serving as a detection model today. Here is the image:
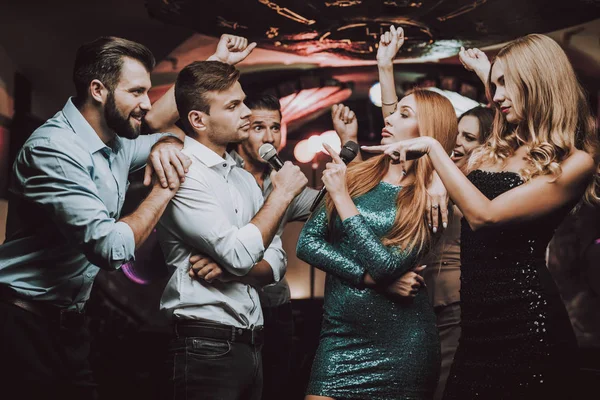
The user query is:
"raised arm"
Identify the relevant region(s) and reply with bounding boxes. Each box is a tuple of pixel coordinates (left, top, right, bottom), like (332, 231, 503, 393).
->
(252, 162, 308, 246)
(144, 34, 257, 133)
(331, 103, 362, 162)
(377, 25, 404, 118)
(362, 137, 597, 230)
(458, 47, 491, 94)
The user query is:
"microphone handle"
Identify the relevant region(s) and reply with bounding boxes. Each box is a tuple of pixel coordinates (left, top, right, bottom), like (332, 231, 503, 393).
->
(269, 156, 284, 171)
(309, 187, 326, 213)
(309, 153, 356, 212)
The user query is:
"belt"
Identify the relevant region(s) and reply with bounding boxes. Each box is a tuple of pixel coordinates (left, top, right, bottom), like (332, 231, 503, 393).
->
(1, 294, 85, 326)
(174, 321, 264, 346)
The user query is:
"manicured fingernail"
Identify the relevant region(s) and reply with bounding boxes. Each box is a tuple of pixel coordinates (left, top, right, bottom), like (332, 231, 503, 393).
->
(443, 222, 447, 229)
(433, 227, 437, 233)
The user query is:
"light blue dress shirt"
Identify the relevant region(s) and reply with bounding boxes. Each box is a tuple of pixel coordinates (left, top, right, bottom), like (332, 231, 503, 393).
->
(0, 98, 164, 310)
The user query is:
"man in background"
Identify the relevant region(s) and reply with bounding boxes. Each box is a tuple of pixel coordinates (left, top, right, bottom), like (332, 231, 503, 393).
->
(229, 93, 318, 400)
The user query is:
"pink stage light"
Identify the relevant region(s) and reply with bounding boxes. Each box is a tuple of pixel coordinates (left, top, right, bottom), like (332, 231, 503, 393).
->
(294, 130, 346, 163)
(121, 261, 151, 285)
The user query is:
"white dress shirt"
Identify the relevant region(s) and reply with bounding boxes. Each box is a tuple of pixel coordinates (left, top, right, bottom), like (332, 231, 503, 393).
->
(157, 136, 286, 328)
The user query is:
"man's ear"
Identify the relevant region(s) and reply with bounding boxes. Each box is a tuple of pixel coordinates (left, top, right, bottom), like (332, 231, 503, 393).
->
(89, 79, 108, 104)
(188, 110, 207, 132)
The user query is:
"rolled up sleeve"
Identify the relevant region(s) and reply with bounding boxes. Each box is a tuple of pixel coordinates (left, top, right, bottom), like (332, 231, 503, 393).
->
(14, 137, 136, 270)
(109, 221, 136, 265)
(262, 234, 287, 283)
(236, 223, 266, 266)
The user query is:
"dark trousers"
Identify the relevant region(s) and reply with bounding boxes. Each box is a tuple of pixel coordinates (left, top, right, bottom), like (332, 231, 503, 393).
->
(261, 302, 294, 400)
(165, 335, 263, 400)
(0, 301, 97, 400)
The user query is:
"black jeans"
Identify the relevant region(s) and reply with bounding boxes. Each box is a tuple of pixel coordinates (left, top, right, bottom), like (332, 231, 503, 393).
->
(0, 301, 97, 400)
(165, 335, 263, 400)
(261, 302, 294, 400)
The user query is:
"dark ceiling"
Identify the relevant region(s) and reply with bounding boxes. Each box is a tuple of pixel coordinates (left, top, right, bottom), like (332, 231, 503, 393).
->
(146, 0, 600, 60)
(1, 1, 599, 128)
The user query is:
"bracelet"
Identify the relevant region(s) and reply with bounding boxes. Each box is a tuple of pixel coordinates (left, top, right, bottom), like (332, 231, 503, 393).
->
(381, 98, 398, 106)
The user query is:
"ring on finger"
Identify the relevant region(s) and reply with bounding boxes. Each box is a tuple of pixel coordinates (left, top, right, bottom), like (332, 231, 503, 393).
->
(432, 204, 439, 209)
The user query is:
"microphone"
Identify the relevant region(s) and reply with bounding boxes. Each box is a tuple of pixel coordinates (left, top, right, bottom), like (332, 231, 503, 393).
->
(259, 143, 284, 171)
(309, 140, 359, 212)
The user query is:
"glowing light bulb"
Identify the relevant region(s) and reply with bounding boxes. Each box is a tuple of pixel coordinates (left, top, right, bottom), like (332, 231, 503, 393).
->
(319, 130, 342, 153)
(294, 139, 315, 163)
(369, 82, 382, 107)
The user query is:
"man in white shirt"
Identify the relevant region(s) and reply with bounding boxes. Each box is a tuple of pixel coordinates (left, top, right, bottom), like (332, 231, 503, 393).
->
(156, 61, 308, 399)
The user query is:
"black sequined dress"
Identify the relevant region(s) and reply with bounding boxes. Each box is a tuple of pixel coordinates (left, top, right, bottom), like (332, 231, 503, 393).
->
(443, 170, 578, 400)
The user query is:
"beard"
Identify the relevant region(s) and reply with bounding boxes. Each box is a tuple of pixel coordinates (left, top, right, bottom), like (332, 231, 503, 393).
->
(104, 91, 142, 140)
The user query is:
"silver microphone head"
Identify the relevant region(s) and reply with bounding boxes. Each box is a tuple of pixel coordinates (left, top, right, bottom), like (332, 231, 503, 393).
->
(259, 143, 277, 162)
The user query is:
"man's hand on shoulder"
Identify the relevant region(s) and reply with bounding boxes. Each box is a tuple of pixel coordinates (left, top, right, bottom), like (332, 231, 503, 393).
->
(144, 136, 191, 190)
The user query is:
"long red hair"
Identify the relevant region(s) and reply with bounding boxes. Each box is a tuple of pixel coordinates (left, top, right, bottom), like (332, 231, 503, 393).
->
(326, 89, 457, 253)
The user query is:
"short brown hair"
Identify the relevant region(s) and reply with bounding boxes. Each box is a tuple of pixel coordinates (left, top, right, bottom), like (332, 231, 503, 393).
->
(175, 61, 241, 134)
(73, 36, 155, 100)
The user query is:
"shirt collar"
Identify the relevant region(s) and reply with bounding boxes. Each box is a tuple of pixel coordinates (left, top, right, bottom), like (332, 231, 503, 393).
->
(184, 136, 237, 176)
(229, 150, 246, 169)
(62, 97, 110, 155)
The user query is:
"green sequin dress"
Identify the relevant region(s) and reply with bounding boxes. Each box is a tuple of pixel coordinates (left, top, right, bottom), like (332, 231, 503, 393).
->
(297, 182, 441, 400)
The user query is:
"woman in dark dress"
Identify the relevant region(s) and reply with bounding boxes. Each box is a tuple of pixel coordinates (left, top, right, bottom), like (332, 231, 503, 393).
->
(363, 33, 599, 399)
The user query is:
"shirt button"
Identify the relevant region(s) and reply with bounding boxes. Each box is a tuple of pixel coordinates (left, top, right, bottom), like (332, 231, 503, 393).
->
(235, 209, 238, 213)
(223, 163, 227, 167)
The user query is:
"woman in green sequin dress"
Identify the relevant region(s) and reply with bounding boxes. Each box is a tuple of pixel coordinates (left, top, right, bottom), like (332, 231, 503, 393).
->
(297, 88, 458, 400)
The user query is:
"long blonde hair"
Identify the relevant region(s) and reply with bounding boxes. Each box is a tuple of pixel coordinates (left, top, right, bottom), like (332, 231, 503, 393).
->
(326, 89, 457, 254)
(469, 34, 600, 205)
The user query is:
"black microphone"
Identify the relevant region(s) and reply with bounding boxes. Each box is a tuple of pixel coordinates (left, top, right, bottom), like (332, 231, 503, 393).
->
(309, 140, 359, 212)
(258, 143, 284, 171)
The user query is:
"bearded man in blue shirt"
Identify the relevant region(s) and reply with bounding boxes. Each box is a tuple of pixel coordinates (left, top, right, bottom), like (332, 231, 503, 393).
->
(0, 36, 190, 399)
